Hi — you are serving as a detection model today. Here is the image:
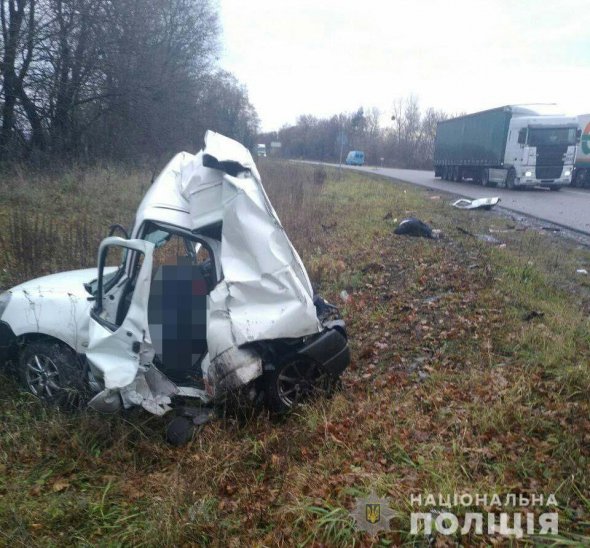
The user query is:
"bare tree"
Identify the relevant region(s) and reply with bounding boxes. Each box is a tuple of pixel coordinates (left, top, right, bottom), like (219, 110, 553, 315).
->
(0, 0, 40, 155)
(0, 0, 258, 163)
(272, 96, 449, 169)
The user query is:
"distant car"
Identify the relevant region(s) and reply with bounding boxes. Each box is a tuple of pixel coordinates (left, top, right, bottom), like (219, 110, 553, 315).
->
(345, 150, 365, 166)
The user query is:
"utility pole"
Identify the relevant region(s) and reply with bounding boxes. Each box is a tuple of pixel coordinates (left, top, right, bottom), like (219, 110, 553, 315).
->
(338, 117, 346, 178)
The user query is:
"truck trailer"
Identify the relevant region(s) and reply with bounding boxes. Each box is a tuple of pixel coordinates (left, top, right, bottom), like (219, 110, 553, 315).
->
(434, 106, 578, 190)
(572, 114, 590, 187)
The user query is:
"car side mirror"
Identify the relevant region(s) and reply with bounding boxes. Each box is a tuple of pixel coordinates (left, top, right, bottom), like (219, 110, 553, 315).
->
(517, 128, 527, 145)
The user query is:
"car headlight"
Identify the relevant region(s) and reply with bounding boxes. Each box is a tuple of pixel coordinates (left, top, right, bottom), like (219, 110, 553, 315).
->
(525, 171, 532, 177)
(564, 170, 571, 177)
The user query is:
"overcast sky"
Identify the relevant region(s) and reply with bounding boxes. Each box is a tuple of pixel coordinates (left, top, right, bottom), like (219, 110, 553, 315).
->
(219, 0, 590, 132)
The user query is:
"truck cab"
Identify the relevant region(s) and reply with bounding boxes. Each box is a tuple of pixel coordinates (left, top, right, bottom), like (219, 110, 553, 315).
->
(255, 143, 267, 157)
(505, 115, 578, 189)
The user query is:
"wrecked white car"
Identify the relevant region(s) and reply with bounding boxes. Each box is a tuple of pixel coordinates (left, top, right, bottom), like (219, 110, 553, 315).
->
(0, 132, 350, 437)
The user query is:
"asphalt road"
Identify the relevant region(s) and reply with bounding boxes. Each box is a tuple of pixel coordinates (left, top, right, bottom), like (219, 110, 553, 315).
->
(338, 165, 590, 235)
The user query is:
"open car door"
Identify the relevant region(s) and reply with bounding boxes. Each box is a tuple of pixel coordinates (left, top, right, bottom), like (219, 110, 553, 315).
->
(86, 237, 158, 404)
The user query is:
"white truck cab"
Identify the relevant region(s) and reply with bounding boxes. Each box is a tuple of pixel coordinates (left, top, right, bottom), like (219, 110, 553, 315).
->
(503, 114, 578, 189)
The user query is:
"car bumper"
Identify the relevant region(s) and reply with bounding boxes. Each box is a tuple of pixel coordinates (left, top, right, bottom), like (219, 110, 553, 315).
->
(297, 326, 350, 376)
(517, 179, 570, 188)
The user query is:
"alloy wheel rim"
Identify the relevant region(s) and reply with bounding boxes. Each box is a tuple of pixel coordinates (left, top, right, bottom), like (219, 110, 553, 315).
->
(277, 361, 324, 406)
(25, 354, 61, 398)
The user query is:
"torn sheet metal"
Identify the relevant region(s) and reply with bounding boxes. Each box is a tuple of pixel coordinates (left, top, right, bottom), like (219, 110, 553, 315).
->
(143, 131, 321, 361)
(88, 131, 320, 398)
(89, 365, 179, 415)
(452, 197, 500, 210)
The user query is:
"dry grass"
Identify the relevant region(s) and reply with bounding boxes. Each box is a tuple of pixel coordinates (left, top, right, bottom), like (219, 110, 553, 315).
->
(0, 160, 589, 545)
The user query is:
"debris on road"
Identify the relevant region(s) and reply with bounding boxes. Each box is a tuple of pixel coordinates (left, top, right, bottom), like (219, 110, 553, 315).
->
(576, 268, 588, 275)
(452, 197, 500, 210)
(394, 217, 438, 239)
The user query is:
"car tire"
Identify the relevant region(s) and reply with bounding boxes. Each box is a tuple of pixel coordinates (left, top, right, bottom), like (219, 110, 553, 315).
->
(18, 339, 89, 409)
(263, 358, 336, 414)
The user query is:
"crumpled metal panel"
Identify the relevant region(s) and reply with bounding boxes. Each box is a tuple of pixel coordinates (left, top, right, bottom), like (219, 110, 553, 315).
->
(183, 132, 321, 365)
(89, 131, 321, 406)
(89, 365, 180, 415)
(452, 197, 500, 210)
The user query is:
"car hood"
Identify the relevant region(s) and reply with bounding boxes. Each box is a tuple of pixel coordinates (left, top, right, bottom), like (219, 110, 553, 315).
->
(2, 267, 115, 351)
(9, 267, 114, 297)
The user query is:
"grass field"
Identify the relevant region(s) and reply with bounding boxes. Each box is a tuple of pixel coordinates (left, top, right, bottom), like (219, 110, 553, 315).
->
(0, 161, 589, 546)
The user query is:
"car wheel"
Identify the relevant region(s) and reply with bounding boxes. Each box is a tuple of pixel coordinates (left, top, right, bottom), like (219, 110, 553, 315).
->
(18, 339, 89, 408)
(263, 358, 335, 414)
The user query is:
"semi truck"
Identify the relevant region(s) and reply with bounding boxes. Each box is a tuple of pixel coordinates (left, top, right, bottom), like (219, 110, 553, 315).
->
(255, 143, 267, 157)
(434, 106, 579, 190)
(572, 114, 590, 187)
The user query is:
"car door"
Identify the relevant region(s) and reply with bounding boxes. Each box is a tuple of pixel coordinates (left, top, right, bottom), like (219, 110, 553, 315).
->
(86, 236, 155, 390)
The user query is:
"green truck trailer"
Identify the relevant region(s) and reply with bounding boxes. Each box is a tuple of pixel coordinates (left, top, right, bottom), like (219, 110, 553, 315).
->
(434, 106, 579, 190)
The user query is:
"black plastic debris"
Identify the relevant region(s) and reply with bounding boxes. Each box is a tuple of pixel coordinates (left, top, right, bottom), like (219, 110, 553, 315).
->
(523, 310, 545, 322)
(394, 218, 433, 238)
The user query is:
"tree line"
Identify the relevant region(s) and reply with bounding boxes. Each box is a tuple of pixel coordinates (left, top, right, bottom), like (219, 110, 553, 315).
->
(0, 0, 259, 164)
(259, 96, 450, 169)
